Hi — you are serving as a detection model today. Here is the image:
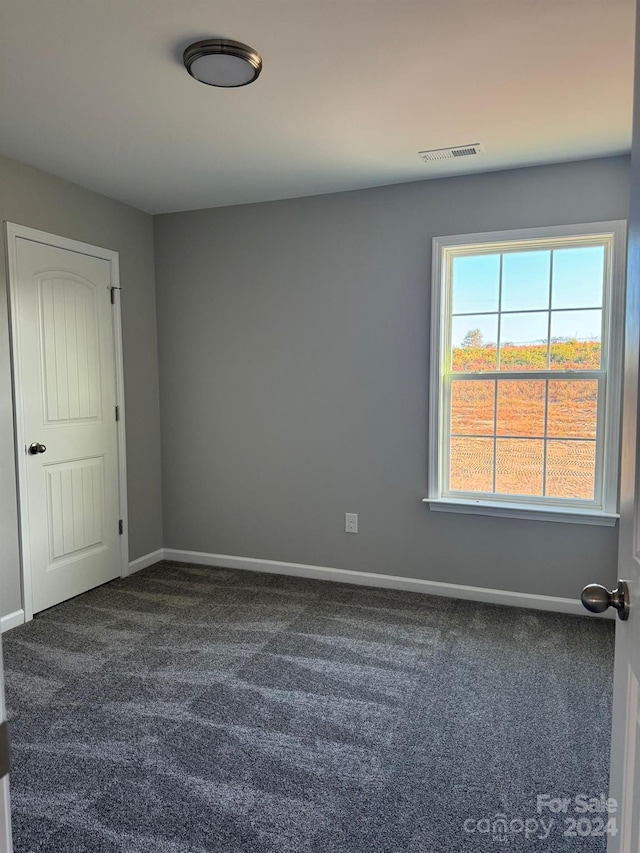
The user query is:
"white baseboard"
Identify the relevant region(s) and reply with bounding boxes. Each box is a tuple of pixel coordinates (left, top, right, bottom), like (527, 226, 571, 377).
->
(124, 549, 164, 577)
(2, 551, 611, 625)
(162, 548, 610, 618)
(1, 609, 25, 633)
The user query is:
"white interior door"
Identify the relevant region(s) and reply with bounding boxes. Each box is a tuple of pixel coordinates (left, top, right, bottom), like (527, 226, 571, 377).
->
(7, 227, 124, 617)
(606, 7, 640, 848)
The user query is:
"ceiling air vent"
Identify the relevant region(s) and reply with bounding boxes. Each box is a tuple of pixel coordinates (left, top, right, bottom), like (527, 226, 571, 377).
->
(419, 143, 484, 163)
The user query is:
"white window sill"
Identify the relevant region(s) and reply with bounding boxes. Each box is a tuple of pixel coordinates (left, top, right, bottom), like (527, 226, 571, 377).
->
(423, 498, 619, 527)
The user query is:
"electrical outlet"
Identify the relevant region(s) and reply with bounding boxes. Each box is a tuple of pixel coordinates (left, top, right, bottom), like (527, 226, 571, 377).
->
(345, 512, 358, 533)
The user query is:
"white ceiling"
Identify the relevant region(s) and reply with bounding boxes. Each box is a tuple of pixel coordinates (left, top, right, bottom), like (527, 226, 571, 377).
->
(0, 0, 635, 214)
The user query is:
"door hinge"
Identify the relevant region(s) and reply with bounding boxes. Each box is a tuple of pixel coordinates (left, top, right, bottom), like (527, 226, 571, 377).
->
(119, 519, 124, 535)
(115, 405, 120, 422)
(109, 286, 122, 305)
(0, 721, 10, 780)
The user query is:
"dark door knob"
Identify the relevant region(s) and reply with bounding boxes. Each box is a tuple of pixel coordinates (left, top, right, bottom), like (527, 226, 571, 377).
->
(581, 581, 629, 620)
(28, 442, 46, 455)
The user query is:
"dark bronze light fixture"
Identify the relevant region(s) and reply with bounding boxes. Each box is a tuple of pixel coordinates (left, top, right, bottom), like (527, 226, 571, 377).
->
(183, 39, 262, 88)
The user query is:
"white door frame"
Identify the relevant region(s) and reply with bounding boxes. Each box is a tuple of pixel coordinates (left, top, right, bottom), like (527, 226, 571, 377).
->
(4, 222, 128, 623)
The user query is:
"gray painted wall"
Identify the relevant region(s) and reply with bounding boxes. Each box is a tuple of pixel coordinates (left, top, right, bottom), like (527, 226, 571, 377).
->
(0, 154, 163, 618)
(155, 156, 630, 600)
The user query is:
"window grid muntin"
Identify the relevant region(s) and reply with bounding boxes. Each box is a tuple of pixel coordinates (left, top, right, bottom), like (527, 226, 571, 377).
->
(542, 377, 550, 496)
(443, 374, 605, 507)
(451, 434, 597, 442)
(441, 233, 612, 510)
(451, 306, 605, 317)
(492, 254, 503, 488)
(449, 246, 604, 375)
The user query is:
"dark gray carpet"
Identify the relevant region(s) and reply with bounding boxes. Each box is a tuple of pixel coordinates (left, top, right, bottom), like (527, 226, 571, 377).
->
(3, 561, 614, 852)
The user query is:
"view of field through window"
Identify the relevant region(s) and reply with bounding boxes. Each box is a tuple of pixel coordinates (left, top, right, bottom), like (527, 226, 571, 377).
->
(447, 244, 605, 500)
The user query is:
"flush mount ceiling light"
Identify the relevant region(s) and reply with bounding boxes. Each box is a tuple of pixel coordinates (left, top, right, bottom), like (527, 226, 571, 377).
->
(183, 39, 262, 88)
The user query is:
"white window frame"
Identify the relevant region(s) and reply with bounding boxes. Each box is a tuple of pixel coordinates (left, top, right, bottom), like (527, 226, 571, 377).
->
(425, 221, 627, 526)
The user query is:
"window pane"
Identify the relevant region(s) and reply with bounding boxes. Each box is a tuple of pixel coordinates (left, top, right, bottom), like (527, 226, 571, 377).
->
(501, 251, 550, 312)
(499, 312, 548, 371)
(450, 437, 493, 492)
(451, 381, 495, 435)
(549, 309, 601, 369)
(451, 254, 500, 314)
(495, 439, 544, 496)
(451, 315, 498, 371)
(552, 246, 605, 309)
(547, 380, 598, 439)
(496, 380, 545, 436)
(545, 440, 596, 500)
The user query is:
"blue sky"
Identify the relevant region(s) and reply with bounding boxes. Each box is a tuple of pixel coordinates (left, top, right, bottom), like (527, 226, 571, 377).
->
(451, 246, 604, 348)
